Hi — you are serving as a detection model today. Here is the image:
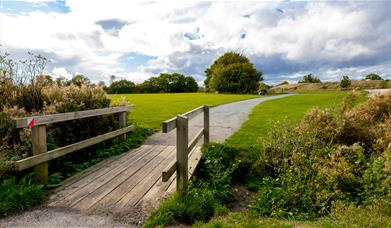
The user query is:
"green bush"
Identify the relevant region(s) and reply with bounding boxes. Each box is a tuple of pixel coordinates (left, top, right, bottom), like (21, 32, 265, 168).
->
(248, 93, 391, 219)
(0, 174, 44, 215)
(145, 143, 240, 227)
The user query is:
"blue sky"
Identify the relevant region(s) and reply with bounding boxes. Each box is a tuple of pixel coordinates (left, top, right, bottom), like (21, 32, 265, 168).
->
(0, 0, 390, 85)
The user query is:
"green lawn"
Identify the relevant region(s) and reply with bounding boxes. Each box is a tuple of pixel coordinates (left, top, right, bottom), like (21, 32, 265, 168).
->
(109, 93, 262, 129)
(225, 91, 351, 148)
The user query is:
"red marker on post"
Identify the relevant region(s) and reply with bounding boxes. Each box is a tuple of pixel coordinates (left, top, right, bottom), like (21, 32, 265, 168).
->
(27, 117, 35, 127)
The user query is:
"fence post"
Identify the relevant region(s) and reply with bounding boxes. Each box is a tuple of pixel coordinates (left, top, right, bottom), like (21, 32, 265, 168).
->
(119, 111, 127, 141)
(203, 105, 210, 146)
(32, 125, 48, 184)
(176, 115, 188, 195)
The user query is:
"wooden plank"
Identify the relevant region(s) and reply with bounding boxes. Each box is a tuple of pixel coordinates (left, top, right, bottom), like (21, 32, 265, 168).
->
(139, 146, 200, 206)
(162, 105, 204, 133)
(118, 112, 127, 141)
(51, 145, 163, 208)
(48, 145, 152, 205)
(32, 125, 48, 184)
(15, 125, 135, 171)
(162, 161, 177, 182)
(176, 115, 188, 194)
(188, 128, 203, 153)
(13, 106, 133, 128)
(73, 145, 172, 211)
(203, 105, 210, 145)
(114, 146, 177, 211)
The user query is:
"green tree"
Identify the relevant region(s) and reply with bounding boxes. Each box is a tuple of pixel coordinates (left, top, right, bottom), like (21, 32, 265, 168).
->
(184, 76, 198, 92)
(70, 74, 91, 86)
(204, 52, 263, 93)
(298, 74, 321, 83)
(141, 73, 198, 93)
(340, 75, 351, 89)
(365, 73, 383, 80)
(55, 76, 68, 87)
(259, 82, 271, 90)
(107, 79, 135, 94)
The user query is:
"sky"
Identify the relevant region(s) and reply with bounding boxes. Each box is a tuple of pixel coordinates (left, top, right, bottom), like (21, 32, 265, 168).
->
(0, 0, 390, 85)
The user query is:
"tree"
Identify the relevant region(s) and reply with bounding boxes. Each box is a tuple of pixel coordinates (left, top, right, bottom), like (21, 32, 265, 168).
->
(340, 75, 351, 89)
(204, 52, 263, 93)
(298, 74, 321, 83)
(70, 74, 91, 86)
(55, 76, 68, 87)
(365, 73, 383, 80)
(184, 76, 198, 92)
(141, 73, 198, 93)
(107, 79, 135, 94)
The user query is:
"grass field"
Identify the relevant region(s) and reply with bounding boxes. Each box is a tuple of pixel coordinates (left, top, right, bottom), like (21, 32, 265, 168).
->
(225, 90, 355, 148)
(109, 93, 262, 129)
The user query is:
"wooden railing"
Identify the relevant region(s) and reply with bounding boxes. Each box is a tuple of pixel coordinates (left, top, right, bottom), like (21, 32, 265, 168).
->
(161, 105, 210, 194)
(12, 106, 134, 183)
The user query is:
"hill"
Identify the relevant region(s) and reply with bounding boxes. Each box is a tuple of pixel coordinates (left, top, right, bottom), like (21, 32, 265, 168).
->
(269, 80, 390, 93)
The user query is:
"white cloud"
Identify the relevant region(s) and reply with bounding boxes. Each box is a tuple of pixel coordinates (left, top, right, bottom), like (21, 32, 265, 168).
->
(0, 1, 390, 84)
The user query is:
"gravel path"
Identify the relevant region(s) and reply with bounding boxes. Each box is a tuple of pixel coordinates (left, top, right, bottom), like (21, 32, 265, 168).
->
(0, 94, 292, 228)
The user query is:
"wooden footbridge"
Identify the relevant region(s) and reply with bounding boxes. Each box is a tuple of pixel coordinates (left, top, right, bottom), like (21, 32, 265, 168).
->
(12, 105, 209, 213)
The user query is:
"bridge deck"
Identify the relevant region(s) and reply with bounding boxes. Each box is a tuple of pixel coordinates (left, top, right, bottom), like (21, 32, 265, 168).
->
(47, 145, 201, 213)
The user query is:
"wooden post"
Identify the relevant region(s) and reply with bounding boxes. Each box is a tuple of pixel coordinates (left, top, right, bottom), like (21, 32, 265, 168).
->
(203, 105, 210, 146)
(32, 125, 48, 184)
(176, 115, 188, 195)
(119, 111, 126, 141)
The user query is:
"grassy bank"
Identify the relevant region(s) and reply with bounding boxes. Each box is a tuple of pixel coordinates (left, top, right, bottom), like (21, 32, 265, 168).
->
(225, 90, 358, 148)
(145, 90, 391, 227)
(109, 93, 262, 129)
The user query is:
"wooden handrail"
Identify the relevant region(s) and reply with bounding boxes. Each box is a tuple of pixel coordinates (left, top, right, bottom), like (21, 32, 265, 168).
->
(14, 125, 135, 171)
(161, 105, 210, 195)
(13, 106, 133, 128)
(12, 105, 134, 183)
(162, 106, 204, 133)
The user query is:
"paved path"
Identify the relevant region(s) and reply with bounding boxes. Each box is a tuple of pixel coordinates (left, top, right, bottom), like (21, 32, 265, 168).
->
(0, 94, 292, 227)
(145, 94, 293, 145)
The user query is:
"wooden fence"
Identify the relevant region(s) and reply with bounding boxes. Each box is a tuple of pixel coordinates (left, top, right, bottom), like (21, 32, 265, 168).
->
(12, 106, 134, 183)
(161, 105, 210, 194)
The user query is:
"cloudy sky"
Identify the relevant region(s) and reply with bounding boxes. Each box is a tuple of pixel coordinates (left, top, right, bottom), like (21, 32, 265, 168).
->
(0, 0, 390, 85)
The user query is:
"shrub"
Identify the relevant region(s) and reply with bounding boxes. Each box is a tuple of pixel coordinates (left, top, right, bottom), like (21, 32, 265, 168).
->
(248, 92, 391, 218)
(340, 75, 351, 89)
(145, 144, 240, 227)
(0, 174, 44, 215)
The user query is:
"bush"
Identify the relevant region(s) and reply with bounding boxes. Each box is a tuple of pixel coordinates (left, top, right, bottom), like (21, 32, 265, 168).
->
(247, 92, 391, 218)
(145, 143, 240, 227)
(0, 174, 44, 215)
(340, 75, 351, 89)
(365, 73, 383, 80)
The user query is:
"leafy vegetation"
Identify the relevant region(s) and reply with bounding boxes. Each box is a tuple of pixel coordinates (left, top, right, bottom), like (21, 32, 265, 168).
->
(365, 73, 383, 80)
(298, 74, 321, 83)
(204, 52, 263, 93)
(340, 75, 351, 89)
(107, 73, 199, 94)
(109, 93, 261, 129)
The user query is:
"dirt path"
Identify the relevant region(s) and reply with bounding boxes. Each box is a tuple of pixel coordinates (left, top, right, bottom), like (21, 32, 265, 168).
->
(0, 94, 292, 228)
(366, 88, 391, 97)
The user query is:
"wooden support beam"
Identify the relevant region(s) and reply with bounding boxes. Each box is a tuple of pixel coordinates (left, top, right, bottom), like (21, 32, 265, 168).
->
(176, 115, 188, 195)
(118, 111, 127, 141)
(32, 125, 48, 184)
(13, 106, 133, 128)
(15, 125, 135, 171)
(162, 161, 177, 182)
(203, 105, 210, 146)
(188, 128, 204, 153)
